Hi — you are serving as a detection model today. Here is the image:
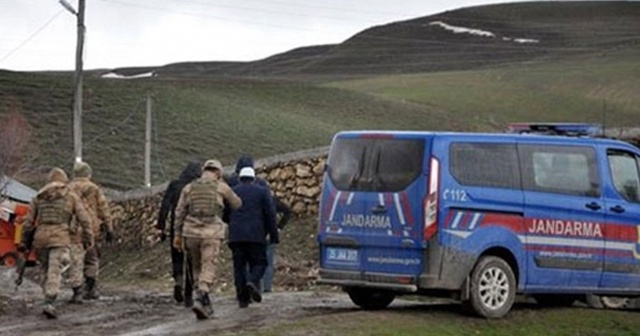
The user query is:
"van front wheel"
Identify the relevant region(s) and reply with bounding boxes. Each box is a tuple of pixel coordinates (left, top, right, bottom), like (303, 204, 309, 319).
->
(346, 287, 395, 310)
(467, 256, 516, 319)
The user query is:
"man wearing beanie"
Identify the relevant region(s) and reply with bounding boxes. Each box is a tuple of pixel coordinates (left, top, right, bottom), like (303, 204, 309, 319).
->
(21, 168, 94, 319)
(68, 161, 114, 301)
(174, 159, 242, 319)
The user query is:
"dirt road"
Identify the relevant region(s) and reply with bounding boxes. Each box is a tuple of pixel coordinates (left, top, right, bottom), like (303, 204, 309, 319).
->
(0, 268, 358, 336)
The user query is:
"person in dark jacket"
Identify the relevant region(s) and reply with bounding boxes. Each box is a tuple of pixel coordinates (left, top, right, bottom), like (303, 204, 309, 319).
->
(263, 199, 291, 292)
(228, 167, 278, 308)
(224, 155, 291, 293)
(156, 162, 200, 307)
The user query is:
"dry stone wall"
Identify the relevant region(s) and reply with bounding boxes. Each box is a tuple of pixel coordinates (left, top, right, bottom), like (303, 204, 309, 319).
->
(108, 147, 328, 247)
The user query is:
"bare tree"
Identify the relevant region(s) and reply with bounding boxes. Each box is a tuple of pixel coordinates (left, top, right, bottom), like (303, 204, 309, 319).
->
(0, 104, 33, 197)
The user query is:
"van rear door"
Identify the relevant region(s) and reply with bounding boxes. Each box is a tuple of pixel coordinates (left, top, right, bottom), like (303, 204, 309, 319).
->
(319, 133, 428, 280)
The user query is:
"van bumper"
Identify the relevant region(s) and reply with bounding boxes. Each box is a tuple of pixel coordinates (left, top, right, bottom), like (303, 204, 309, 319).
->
(317, 269, 418, 292)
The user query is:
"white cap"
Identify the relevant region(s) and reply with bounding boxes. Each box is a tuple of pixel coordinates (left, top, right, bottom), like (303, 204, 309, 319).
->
(239, 167, 256, 179)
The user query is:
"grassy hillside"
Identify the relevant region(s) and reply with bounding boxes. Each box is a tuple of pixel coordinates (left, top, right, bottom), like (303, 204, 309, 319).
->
(147, 1, 640, 77)
(328, 48, 640, 130)
(0, 72, 452, 189)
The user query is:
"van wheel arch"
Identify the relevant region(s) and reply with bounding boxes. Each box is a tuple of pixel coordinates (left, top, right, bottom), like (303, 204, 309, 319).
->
(478, 247, 520, 286)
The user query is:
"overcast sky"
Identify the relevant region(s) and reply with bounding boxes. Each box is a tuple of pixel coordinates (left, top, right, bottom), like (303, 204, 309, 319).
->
(0, 0, 527, 71)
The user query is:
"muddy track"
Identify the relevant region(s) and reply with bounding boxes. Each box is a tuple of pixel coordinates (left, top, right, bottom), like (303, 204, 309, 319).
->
(0, 286, 357, 336)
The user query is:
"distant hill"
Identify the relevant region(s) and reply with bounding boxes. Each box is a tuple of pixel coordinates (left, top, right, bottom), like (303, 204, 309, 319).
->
(104, 1, 640, 77)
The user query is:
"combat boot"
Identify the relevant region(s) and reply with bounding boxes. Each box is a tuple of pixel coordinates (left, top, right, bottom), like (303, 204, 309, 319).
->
(83, 277, 100, 300)
(42, 296, 57, 319)
(192, 292, 213, 320)
(69, 286, 84, 304)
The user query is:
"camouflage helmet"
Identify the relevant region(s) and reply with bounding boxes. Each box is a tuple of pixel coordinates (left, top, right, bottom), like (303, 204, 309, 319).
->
(74, 161, 92, 178)
(202, 159, 223, 173)
(48, 168, 68, 183)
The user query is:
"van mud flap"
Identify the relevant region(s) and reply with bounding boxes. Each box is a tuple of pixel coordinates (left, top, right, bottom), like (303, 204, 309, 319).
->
(418, 241, 477, 291)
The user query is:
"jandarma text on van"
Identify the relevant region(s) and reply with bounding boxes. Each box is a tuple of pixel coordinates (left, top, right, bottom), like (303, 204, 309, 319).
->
(528, 219, 603, 238)
(342, 214, 392, 229)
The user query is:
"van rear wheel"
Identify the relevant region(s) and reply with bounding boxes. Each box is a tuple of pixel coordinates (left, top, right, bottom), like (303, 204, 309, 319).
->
(467, 256, 516, 319)
(346, 287, 395, 310)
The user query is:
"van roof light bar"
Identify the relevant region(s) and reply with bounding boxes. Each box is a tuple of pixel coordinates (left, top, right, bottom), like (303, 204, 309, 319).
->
(506, 123, 603, 137)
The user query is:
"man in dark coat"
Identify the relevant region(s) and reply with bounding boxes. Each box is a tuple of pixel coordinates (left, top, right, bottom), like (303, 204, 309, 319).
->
(224, 155, 291, 293)
(228, 167, 278, 308)
(156, 162, 201, 306)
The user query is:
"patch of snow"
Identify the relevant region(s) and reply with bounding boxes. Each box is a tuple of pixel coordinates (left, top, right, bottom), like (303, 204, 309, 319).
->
(430, 21, 540, 44)
(513, 38, 540, 44)
(101, 71, 155, 79)
(429, 21, 495, 38)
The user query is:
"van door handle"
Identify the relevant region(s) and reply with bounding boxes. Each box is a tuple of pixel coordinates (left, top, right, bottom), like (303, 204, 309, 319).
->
(372, 205, 387, 214)
(610, 205, 625, 214)
(401, 239, 415, 247)
(585, 202, 601, 211)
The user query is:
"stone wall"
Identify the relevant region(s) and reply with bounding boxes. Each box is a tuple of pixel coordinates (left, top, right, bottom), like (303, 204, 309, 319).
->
(109, 147, 328, 247)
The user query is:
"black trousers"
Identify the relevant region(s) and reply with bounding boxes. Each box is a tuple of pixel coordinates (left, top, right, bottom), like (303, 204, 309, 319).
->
(170, 232, 193, 297)
(229, 242, 267, 304)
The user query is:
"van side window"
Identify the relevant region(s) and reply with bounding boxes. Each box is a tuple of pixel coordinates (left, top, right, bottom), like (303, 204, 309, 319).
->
(607, 149, 640, 203)
(519, 145, 600, 197)
(327, 137, 424, 192)
(450, 143, 520, 189)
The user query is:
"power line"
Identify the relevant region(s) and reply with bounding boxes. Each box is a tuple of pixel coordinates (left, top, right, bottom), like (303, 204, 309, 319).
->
(0, 9, 65, 64)
(172, 0, 383, 24)
(96, 0, 320, 32)
(221, 0, 417, 17)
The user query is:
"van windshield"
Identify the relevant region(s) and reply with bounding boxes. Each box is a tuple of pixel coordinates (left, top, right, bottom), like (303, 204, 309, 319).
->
(328, 137, 424, 192)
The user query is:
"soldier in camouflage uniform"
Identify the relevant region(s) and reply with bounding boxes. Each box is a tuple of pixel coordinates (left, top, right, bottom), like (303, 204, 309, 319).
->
(21, 168, 94, 319)
(68, 161, 114, 300)
(174, 159, 242, 320)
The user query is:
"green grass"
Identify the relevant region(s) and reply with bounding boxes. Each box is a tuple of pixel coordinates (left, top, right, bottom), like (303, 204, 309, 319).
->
(224, 303, 640, 336)
(0, 74, 450, 189)
(327, 49, 640, 132)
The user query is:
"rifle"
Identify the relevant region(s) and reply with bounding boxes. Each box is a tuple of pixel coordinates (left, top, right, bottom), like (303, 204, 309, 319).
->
(15, 228, 35, 289)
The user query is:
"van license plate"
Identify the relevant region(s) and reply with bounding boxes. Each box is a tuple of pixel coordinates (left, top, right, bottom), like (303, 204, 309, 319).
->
(326, 248, 359, 263)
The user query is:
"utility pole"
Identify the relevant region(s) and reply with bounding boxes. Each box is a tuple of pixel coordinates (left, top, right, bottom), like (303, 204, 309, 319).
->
(60, 0, 85, 162)
(145, 94, 152, 188)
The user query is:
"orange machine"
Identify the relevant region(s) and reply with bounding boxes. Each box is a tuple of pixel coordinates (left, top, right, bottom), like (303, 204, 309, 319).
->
(0, 202, 36, 267)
